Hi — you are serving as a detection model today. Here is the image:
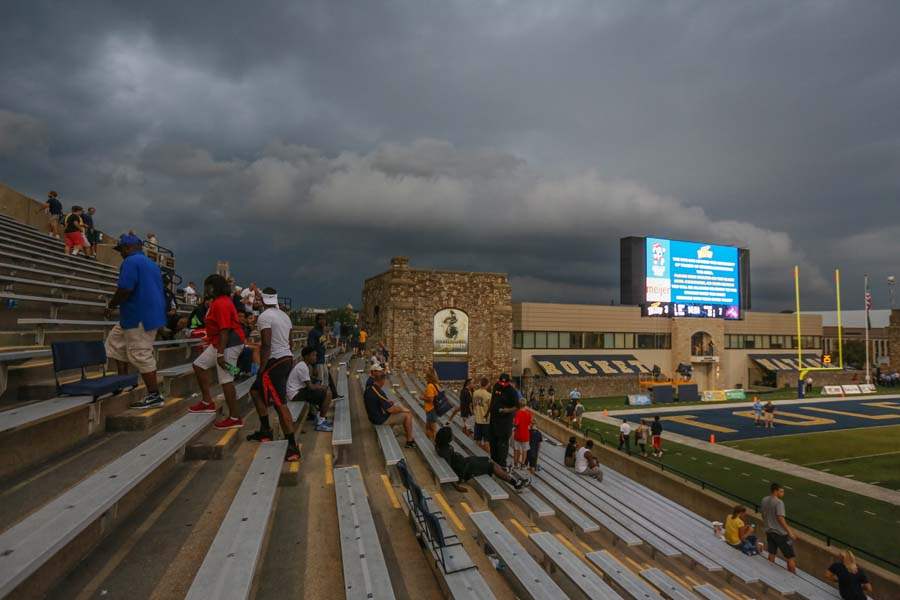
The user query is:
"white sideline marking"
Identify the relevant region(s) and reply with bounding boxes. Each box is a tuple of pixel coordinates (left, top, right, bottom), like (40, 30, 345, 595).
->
(740, 472, 750, 477)
(807, 493, 818, 498)
(864, 510, 877, 516)
(805, 449, 900, 467)
(833, 501, 845, 506)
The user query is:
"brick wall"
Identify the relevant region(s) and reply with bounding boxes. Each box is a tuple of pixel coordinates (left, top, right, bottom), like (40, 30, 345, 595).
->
(362, 257, 512, 382)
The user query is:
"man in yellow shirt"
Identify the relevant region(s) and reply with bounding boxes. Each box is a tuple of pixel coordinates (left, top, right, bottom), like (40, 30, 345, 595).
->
(358, 328, 368, 354)
(472, 377, 492, 452)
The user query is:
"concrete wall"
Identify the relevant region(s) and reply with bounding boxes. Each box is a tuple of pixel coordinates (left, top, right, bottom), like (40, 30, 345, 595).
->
(533, 412, 900, 599)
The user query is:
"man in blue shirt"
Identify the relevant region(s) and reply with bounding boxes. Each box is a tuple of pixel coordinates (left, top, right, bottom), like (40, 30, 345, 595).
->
(104, 233, 168, 409)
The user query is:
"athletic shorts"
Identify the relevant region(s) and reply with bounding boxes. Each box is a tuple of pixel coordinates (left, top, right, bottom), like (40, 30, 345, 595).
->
(65, 231, 85, 248)
(295, 386, 327, 408)
(766, 531, 796, 559)
(258, 357, 293, 408)
(513, 439, 529, 452)
(652, 435, 662, 450)
(193, 344, 243, 384)
(473, 423, 490, 441)
(425, 409, 438, 424)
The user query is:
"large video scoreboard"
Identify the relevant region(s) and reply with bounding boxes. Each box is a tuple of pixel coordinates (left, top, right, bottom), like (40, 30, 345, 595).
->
(620, 236, 750, 319)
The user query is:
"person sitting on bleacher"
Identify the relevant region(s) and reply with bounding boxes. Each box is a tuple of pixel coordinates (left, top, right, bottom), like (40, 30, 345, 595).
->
(104, 233, 167, 409)
(724, 505, 759, 556)
(188, 274, 246, 430)
(244, 288, 301, 462)
(434, 426, 530, 493)
(363, 363, 416, 448)
(286, 346, 333, 432)
(573, 439, 603, 480)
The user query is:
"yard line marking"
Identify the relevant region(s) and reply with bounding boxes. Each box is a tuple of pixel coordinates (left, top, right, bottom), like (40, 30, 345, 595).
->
(706, 461, 713, 466)
(740, 472, 750, 477)
(722, 466, 731, 470)
(869, 481, 881, 485)
(805, 449, 900, 466)
(864, 510, 877, 516)
(380, 474, 401, 509)
(784, 485, 793, 489)
(833, 501, 845, 506)
(690, 456, 697, 461)
(821, 468, 831, 472)
(845, 474, 855, 478)
(807, 493, 818, 498)
(434, 492, 465, 532)
(761, 478, 769, 483)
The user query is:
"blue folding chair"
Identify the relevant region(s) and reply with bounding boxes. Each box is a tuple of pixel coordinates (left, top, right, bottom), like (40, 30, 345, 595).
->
(51, 341, 139, 399)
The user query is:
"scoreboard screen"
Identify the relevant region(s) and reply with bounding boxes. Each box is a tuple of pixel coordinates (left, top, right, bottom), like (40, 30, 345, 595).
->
(621, 236, 747, 319)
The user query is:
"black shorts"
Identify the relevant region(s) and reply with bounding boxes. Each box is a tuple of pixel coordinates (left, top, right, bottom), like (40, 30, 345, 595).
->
(766, 531, 796, 559)
(295, 386, 327, 408)
(258, 357, 293, 407)
(473, 423, 490, 441)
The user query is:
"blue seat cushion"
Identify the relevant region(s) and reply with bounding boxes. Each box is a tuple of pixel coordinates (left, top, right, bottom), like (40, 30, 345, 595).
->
(59, 374, 139, 397)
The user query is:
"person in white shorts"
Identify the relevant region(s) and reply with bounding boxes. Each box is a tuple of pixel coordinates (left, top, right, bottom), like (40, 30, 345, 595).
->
(188, 275, 246, 430)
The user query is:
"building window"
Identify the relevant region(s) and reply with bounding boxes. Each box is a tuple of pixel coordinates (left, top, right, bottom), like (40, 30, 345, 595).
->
(743, 335, 756, 349)
(534, 331, 547, 348)
(658, 333, 671, 349)
(546, 331, 559, 349)
(522, 331, 535, 349)
(513, 331, 523, 348)
(558, 332, 571, 349)
(637, 334, 655, 349)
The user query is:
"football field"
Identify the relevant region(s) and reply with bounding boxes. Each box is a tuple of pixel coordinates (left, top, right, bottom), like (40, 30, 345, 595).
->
(725, 424, 900, 491)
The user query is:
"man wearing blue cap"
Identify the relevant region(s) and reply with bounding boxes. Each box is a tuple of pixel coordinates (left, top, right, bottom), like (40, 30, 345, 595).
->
(104, 233, 167, 409)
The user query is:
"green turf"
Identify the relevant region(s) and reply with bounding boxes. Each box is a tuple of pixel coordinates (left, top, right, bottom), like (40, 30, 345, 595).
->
(725, 424, 900, 474)
(580, 417, 900, 572)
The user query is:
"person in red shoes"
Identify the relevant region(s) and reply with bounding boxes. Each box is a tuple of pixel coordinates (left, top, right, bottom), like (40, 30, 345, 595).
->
(244, 287, 300, 462)
(188, 274, 245, 430)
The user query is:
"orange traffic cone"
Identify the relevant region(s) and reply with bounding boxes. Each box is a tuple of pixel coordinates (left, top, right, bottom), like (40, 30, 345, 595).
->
(709, 434, 716, 444)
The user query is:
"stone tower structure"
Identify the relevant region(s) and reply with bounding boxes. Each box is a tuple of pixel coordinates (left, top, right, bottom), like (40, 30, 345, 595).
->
(361, 257, 512, 382)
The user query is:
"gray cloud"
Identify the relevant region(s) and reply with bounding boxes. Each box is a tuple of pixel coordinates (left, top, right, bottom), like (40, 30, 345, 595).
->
(1, 1, 899, 310)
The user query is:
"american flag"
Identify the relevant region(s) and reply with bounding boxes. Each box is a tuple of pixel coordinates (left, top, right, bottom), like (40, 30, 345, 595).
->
(865, 277, 872, 331)
(865, 289, 872, 311)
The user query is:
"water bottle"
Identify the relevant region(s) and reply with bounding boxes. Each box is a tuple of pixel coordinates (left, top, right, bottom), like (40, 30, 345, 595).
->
(224, 362, 241, 377)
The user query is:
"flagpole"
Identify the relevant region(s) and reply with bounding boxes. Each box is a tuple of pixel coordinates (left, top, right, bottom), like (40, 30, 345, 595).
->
(864, 274, 871, 384)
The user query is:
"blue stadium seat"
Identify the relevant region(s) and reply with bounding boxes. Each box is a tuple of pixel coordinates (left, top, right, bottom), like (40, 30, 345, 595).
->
(51, 341, 139, 399)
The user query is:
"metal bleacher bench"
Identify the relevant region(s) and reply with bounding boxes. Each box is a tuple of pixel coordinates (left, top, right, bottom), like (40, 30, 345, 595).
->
(528, 531, 622, 600)
(0, 261, 118, 289)
(640, 568, 699, 600)
(0, 291, 106, 310)
(587, 550, 665, 600)
(331, 362, 351, 463)
(334, 465, 396, 600)
(0, 248, 116, 284)
(186, 440, 287, 600)
(408, 383, 506, 502)
(528, 477, 598, 534)
(393, 384, 458, 485)
(0, 412, 216, 597)
(0, 274, 111, 297)
(692, 583, 731, 600)
(468, 511, 566, 600)
(0, 395, 93, 435)
(361, 378, 403, 467)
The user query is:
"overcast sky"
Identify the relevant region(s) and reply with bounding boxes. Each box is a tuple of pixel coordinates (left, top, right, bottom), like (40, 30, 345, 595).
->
(2, 1, 899, 311)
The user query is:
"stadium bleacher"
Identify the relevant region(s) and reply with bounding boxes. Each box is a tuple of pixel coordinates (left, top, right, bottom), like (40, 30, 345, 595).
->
(0, 203, 892, 599)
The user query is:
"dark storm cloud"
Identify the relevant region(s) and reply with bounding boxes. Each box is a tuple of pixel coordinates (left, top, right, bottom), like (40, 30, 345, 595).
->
(1, 1, 899, 310)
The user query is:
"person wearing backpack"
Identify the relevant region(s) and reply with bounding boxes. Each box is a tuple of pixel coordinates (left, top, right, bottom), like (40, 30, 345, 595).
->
(422, 367, 443, 440)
